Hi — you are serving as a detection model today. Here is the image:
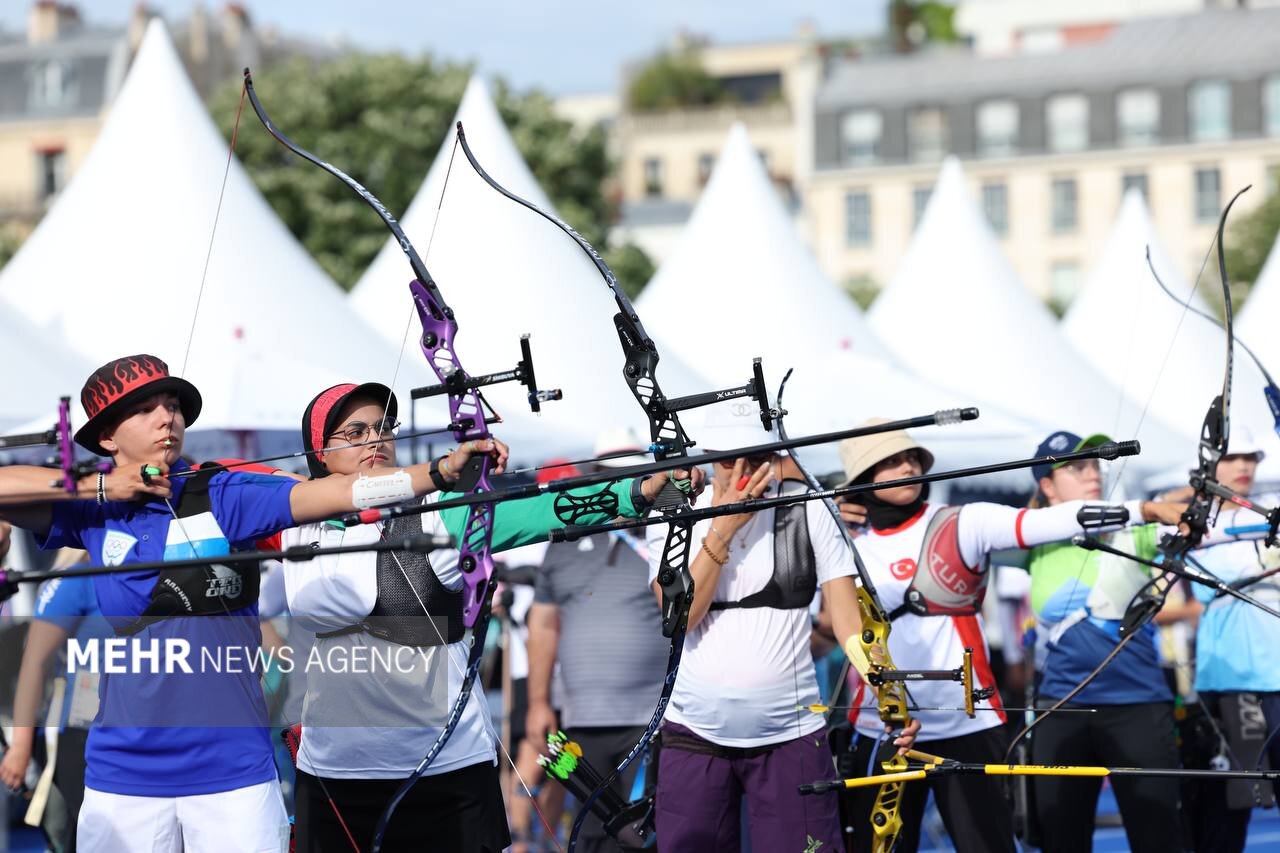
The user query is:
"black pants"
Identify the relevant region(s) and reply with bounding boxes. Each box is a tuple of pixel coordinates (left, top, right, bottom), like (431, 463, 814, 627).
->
(564, 725, 649, 853)
(1032, 700, 1183, 853)
(294, 760, 511, 853)
(53, 726, 89, 853)
(842, 727, 1016, 853)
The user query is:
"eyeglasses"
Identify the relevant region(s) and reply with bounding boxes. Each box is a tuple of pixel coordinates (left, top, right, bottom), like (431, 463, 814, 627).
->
(327, 418, 400, 446)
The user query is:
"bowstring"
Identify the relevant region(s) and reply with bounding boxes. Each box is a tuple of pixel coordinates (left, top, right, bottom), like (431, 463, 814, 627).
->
(376, 137, 461, 432)
(1005, 220, 1227, 760)
(353, 131, 560, 847)
(379, 512, 563, 851)
(157, 80, 251, 631)
(182, 82, 247, 378)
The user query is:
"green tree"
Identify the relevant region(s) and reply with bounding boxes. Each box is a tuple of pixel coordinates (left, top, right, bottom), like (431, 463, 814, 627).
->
(889, 1, 959, 53)
(210, 53, 652, 295)
(626, 50, 728, 112)
(604, 243, 656, 300)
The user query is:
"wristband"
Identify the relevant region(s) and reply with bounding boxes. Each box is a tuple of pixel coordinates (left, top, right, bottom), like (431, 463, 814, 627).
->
(96, 471, 106, 506)
(630, 476, 652, 514)
(429, 457, 452, 491)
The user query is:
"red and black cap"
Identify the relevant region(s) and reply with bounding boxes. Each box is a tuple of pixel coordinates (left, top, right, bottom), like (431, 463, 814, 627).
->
(75, 354, 202, 456)
(301, 382, 397, 479)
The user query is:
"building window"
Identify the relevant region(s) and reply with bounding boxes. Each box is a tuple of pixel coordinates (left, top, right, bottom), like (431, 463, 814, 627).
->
(1194, 166, 1221, 222)
(31, 60, 77, 109)
(912, 185, 932, 227)
(1189, 80, 1231, 143)
(845, 191, 871, 246)
(1051, 177, 1078, 233)
(1050, 260, 1082, 310)
(36, 148, 66, 200)
(841, 110, 882, 165)
(908, 107, 947, 162)
(1047, 94, 1089, 152)
(1117, 88, 1160, 146)
(982, 181, 1008, 235)
(697, 152, 714, 184)
(643, 157, 663, 198)
(1265, 75, 1280, 137)
(1121, 171, 1149, 202)
(976, 100, 1018, 157)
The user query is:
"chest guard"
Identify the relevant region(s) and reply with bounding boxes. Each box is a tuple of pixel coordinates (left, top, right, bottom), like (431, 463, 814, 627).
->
(118, 467, 260, 636)
(319, 513, 464, 647)
(708, 499, 817, 612)
(902, 505, 988, 617)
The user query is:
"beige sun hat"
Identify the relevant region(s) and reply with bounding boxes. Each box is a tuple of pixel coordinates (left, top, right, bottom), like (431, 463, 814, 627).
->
(837, 418, 935, 487)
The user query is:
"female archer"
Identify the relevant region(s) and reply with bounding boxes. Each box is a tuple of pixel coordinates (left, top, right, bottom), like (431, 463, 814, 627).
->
(279, 381, 701, 852)
(835, 420, 1185, 853)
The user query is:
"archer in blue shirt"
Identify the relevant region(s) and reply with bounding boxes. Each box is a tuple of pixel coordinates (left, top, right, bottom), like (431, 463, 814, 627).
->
(0, 353, 507, 850)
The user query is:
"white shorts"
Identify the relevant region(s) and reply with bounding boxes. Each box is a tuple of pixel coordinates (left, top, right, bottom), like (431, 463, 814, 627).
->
(77, 779, 289, 853)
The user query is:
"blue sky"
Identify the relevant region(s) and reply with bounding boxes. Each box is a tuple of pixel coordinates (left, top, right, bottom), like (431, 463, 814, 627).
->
(1, 0, 887, 93)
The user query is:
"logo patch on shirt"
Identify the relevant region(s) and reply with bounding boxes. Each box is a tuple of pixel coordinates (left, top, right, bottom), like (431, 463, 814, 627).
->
(205, 564, 243, 599)
(889, 558, 916, 580)
(101, 530, 138, 566)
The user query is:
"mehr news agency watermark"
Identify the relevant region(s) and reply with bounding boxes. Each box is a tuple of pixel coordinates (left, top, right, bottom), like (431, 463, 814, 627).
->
(65, 637, 432, 675)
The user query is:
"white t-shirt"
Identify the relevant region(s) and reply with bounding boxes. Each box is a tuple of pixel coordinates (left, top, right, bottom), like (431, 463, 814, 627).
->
(281, 494, 496, 779)
(848, 499, 1142, 742)
(645, 480, 856, 747)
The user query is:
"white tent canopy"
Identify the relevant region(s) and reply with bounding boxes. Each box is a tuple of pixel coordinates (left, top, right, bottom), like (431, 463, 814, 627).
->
(350, 76, 712, 452)
(868, 158, 1187, 472)
(1062, 189, 1280, 460)
(637, 122, 887, 386)
(0, 306, 91, 430)
(773, 351, 1052, 489)
(0, 21, 439, 435)
(1231, 224, 1280, 483)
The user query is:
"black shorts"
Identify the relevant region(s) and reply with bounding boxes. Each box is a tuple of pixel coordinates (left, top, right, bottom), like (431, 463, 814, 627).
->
(295, 760, 511, 853)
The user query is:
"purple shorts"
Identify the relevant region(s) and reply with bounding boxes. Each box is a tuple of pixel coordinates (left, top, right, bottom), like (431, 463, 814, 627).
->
(656, 722, 842, 852)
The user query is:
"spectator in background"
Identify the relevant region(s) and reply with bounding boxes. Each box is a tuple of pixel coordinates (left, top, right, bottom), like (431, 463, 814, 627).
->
(525, 429, 669, 853)
(0, 520, 10, 564)
(0, 548, 112, 852)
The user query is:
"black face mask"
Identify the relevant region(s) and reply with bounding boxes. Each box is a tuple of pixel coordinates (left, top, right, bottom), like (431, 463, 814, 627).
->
(859, 483, 930, 530)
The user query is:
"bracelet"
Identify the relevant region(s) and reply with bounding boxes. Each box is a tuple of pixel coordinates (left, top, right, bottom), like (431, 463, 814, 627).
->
(708, 526, 731, 552)
(96, 471, 106, 506)
(700, 539, 728, 567)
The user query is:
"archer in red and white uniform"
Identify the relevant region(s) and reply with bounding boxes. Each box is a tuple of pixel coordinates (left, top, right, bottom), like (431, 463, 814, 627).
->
(834, 420, 1184, 853)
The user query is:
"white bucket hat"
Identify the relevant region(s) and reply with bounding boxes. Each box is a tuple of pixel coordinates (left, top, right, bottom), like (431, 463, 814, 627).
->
(837, 418, 935, 487)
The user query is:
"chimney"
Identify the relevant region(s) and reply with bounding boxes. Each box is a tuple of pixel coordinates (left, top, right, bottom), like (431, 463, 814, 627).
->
(128, 3, 152, 51)
(221, 2, 249, 49)
(189, 3, 208, 64)
(28, 1, 81, 44)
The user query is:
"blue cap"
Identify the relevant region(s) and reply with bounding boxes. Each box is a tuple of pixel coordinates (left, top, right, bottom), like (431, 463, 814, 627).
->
(1031, 431, 1112, 483)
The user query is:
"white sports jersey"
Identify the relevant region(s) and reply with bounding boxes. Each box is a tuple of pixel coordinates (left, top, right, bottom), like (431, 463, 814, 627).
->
(849, 499, 1144, 741)
(646, 480, 858, 747)
(281, 494, 496, 779)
